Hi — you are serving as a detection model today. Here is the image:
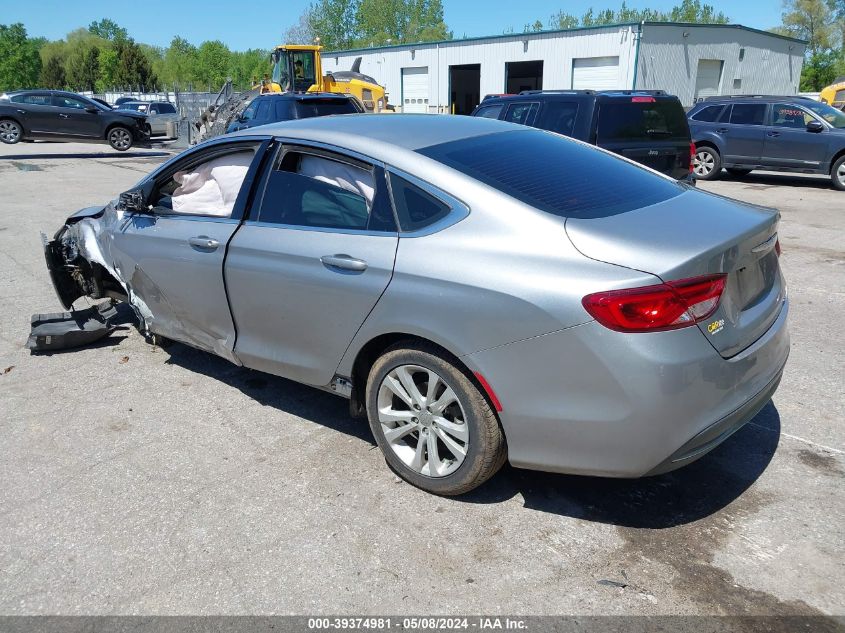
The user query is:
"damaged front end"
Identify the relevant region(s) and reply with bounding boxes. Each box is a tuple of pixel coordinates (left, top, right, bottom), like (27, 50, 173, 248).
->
(43, 205, 128, 310)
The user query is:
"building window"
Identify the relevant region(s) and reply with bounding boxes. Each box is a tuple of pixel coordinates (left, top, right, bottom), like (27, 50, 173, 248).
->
(739, 48, 745, 61)
(733, 78, 742, 89)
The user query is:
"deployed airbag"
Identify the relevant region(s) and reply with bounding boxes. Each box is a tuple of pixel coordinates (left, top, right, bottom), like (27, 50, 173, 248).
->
(172, 152, 253, 217)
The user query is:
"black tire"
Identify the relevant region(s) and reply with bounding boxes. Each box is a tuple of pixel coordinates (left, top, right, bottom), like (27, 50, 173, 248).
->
(366, 342, 507, 495)
(693, 145, 722, 180)
(107, 126, 133, 151)
(726, 168, 752, 178)
(0, 118, 23, 144)
(831, 155, 845, 192)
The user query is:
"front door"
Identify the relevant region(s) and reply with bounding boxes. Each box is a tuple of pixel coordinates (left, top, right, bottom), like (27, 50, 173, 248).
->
(51, 94, 102, 138)
(226, 144, 399, 386)
(762, 103, 829, 169)
(109, 139, 269, 362)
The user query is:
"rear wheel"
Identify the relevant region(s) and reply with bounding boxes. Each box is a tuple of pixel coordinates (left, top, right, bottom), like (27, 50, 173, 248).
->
(693, 146, 721, 180)
(831, 156, 845, 191)
(726, 168, 752, 178)
(366, 343, 506, 495)
(0, 119, 22, 144)
(108, 126, 133, 151)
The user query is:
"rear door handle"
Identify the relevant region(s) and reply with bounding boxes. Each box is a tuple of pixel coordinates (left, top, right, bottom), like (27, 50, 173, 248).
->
(58, 113, 69, 119)
(717, 128, 729, 133)
(188, 236, 220, 251)
(767, 132, 781, 137)
(320, 254, 368, 272)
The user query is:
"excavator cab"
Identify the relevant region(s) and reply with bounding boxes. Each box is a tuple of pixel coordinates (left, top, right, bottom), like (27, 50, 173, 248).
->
(270, 46, 322, 93)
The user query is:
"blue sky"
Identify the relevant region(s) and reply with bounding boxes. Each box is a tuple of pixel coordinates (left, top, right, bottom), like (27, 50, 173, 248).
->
(5, 0, 783, 50)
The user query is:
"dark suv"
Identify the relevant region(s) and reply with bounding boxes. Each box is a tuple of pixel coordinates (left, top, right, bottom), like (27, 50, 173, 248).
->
(472, 90, 694, 182)
(0, 90, 150, 151)
(226, 92, 363, 133)
(688, 95, 845, 190)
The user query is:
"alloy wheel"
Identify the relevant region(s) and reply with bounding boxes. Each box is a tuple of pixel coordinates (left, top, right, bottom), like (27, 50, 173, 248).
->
(693, 149, 715, 177)
(109, 128, 132, 150)
(377, 364, 469, 478)
(0, 121, 21, 144)
(837, 162, 845, 187)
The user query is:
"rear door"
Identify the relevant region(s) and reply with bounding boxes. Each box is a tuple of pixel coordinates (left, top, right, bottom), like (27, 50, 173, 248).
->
(109, 139, 270, 361)
(718, 103, 767, 164)
(226, 143, 399, 385)
(595, 96, 691, 179)
(8, 92, 56, 135)
(762, 103, 829, 169)
(503, 102, 540, 126)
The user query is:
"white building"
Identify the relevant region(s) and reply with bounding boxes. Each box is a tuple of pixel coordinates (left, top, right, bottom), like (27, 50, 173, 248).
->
(323, 22, 806, 113)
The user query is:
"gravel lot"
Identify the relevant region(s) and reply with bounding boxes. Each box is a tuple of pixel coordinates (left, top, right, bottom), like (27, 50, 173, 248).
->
(0, 142, 843, 618)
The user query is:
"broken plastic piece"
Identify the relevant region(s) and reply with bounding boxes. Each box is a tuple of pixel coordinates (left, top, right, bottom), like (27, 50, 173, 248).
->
(27, 303, 120, 353)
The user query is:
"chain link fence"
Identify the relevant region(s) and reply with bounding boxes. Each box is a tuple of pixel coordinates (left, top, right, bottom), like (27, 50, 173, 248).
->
(81, 82, 236, 148)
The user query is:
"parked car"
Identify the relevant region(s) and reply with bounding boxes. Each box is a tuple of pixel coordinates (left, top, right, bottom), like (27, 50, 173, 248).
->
(90, 97, 112, 109)
(42, 115, 788, 494)
(471, 90, 695, 183)
(113, 96, 136, 108)
(0, 90, 150, 151)
(116, 100, 180, 138)
(225, 92, 363, 133)
(688, 95, 845, 190)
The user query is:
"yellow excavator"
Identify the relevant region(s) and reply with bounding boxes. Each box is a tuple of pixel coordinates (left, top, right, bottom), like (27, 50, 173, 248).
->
(195, 44, 391, 142)
(820, 76, 845, 111)
(263, 44, 389, 113)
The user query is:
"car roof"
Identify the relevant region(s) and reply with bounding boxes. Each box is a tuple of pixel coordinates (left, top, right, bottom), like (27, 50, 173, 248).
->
(254, 92, 353, 101)
(700, 95, 814, 104)
(227, 113, 524, 159)
(478, 90, 678, 105)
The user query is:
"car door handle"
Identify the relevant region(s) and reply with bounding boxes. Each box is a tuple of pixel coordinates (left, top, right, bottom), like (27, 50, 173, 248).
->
(188, 236, 220, 251)
(16, 109, 26, 115)
(58, 113, 69, 119)
(717, 128, 729, 133)
(767, 132, 781, 137)
(320, 254, 368, 272)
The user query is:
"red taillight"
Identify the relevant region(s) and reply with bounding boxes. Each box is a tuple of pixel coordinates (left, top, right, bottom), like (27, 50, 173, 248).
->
(775, 239, 782, 256)
(582, 274, 727, 333)
(632, 96, 656, 103)
(689, 142, 696, 173)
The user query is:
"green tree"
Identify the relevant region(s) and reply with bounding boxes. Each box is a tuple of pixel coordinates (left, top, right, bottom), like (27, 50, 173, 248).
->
(88, 18, 128, 42)
(157, 36, 199, 87)
(65, 40, 100, 91)
(308, 0, 360, 49)
(772, 0, 841, 89)
(40, 54, 66, 88)
(550, 11, 580, 28)
(284, 10, 317, 44)
(195, 40, 231, 88)
(0, 23, 42, 91)
(115, 39, 157, 89)
(96, 46, 119, 91)
(668, 0, 729, 22)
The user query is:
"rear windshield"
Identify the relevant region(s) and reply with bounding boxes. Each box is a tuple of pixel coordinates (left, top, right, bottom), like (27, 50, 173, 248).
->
(417, 129, 683, 219)
(293, 99, 359, 118)
(597, 99, 690, 143)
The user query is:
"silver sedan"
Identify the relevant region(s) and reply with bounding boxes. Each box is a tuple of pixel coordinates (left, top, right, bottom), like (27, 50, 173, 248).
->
(42, 115, 789, 495)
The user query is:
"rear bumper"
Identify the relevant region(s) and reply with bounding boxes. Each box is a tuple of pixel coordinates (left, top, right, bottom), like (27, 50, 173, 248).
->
(464, 298, 789, 477)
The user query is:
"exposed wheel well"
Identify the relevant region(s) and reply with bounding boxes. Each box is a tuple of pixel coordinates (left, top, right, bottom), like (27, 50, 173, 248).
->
(347, 333, 497, 421)
(104, 122, 130, 138)
(694, 140, 719, 153)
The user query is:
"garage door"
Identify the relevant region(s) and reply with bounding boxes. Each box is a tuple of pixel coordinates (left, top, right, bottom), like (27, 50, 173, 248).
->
(572, 57, 620, 90)
(695, 59, 724, 100)
(402, 67, 429, 113)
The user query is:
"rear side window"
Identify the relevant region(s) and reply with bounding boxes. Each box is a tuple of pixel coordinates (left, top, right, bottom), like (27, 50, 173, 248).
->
(690, 105, 725, 122)
(11, 93, 51, 105)
(504, 102, 539, 125)
(388, 174, 452, 232)
(417, 129, 683, 219)
(597, 99, 689, 142)
(538, 101, 579, 136)
(257, 150, 394, 232)
(729, 103, 766, 125)
(293, 99, 360, 118)
(157, 103, 177, 114)
(274, 100, 295, 120)
(474, 104, 503, 119)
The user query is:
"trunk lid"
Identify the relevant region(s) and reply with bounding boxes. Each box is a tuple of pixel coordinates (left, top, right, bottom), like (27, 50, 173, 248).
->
(565, 189, 785, 358)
